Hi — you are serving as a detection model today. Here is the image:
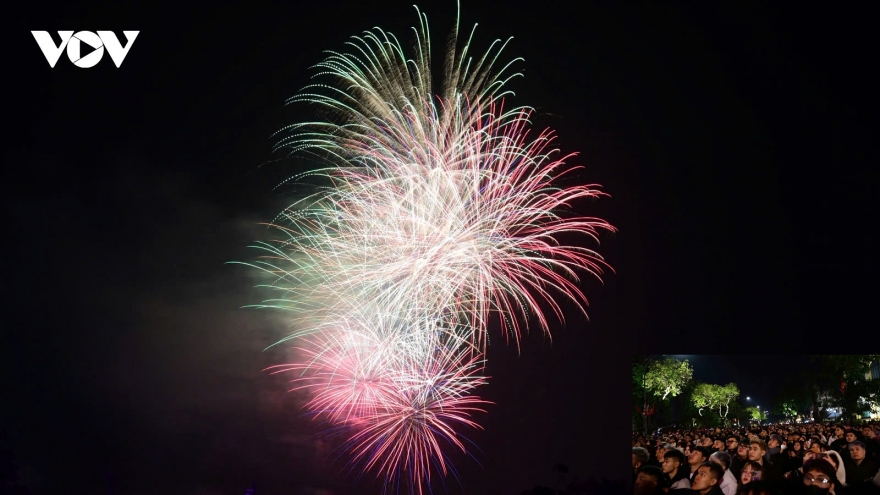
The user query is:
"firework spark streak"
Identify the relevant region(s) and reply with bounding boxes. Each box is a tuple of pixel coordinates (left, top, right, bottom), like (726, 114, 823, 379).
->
(234, 3, 615, 493)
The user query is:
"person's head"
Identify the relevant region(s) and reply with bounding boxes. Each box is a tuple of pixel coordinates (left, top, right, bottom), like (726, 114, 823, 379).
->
(655, 444, 667, 459)
(864, 427, 876, 439)
(635, 465, 663, 495)
(844, 431, 858, 443)
(802, 458, 837, 493)
(709, 451, 731, 471)
(727, 436, 739, 450)
(793, 441, 802, 452)
(689, 447, 710, 466)
(713, 439, 725, 450)
(702, 436, 714, 447)
(768, 434, 782, 449)
(740, 460, 762, 485)
(632, 447, 649, 470)
(737, 442, 750, 459)
(834, 426, 844, 438)
(692, 463, 723, 494)
(849, 441, 866, 462)
(809, 441, 825, 454)
(662, 449, 685, 475)
(748, 439, 767, 462)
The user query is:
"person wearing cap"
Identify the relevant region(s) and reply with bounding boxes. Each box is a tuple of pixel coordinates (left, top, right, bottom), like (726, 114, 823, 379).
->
(845, 440, 880, 487)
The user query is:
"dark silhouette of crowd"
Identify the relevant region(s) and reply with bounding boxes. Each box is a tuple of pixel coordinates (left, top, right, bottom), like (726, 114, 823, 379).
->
(633, 422, 880, 495)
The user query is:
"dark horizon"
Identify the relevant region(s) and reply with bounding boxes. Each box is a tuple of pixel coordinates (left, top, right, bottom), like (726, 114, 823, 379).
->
(2, 2, 876, 494)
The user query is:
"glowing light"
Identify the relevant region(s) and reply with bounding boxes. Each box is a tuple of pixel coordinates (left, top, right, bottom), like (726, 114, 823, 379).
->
(234, 3, 613, 493)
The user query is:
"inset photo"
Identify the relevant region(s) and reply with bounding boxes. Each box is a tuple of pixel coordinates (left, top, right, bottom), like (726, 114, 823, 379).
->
(632, 355, 880, 494)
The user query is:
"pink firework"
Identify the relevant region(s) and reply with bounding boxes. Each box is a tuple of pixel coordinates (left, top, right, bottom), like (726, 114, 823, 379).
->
(236, 4, 614, 493)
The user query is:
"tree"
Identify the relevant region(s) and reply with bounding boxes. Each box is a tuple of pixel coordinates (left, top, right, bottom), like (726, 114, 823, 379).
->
(645, 358, 694, 401)
(691, 383, 713, 417)
(715, 383, 740, 418)
(678, 379, 704, 427)
(772, 374, 813, 421)
(819, 355, 880, 421)
(691, 382, 740, 419)
(799, 360, 837, 422)
(774, 400, 798, 419)
(634, 356, 693, 436)
(727, 398, 749, 426)
(745, 406, 766, 422)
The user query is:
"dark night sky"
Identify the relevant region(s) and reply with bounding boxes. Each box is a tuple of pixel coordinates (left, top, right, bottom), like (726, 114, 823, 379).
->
(1, 2, 877, 494)
(672, 355, 812, 414)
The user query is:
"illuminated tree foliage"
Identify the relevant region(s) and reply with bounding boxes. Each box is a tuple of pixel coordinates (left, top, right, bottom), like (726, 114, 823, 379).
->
(745, 406, 766, 422)
(645, 357, 693, 401)
(633, 356, 692, 435)
(691, 382, 740, 419)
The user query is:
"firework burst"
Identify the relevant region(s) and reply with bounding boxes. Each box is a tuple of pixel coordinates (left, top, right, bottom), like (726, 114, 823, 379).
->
(235, 3, 614, 492)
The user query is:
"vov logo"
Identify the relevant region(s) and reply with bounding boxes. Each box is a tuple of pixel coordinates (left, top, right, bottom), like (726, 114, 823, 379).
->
(31, 31, 139, 68)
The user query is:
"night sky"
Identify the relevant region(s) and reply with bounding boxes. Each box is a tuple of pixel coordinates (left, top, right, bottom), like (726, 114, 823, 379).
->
(2, 2, 876, 494)
(672, 355, 812, 415)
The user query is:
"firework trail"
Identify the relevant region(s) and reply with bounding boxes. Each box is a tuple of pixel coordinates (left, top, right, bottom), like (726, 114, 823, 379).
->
(235, 3, 614, 493)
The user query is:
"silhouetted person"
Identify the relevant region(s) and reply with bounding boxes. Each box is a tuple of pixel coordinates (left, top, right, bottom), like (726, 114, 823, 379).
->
(636, 465, 666, 495)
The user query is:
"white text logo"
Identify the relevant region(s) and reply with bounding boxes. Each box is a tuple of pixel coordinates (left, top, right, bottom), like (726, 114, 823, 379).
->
(31, 31, 139, 68)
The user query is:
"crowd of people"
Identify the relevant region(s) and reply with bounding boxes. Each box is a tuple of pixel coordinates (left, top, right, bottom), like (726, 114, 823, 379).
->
(632, 421, 880, 495)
